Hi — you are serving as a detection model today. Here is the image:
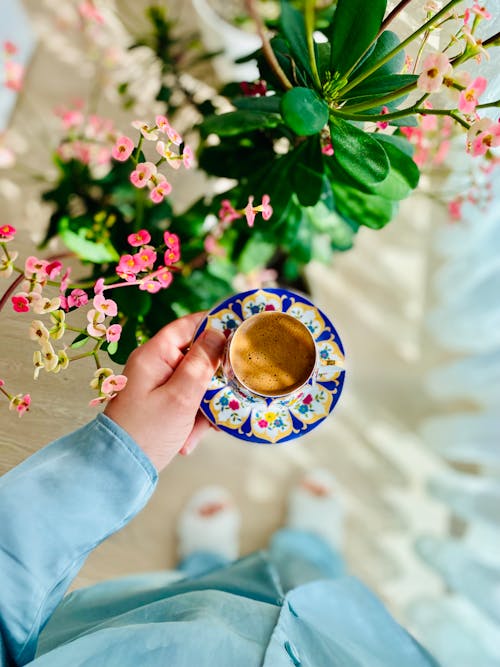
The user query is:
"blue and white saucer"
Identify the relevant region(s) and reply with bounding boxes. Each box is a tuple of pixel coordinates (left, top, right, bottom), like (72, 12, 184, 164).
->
(194, 288, 345, 444)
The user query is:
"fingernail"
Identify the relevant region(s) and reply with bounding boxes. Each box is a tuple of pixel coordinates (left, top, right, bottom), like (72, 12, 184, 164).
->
(202, 328, 226, 355)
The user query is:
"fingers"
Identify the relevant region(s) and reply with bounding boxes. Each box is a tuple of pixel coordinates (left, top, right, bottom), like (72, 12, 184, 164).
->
(125, 312, 206, 388)
(178, 413, 212, 456)
(164, 328, 226, 406)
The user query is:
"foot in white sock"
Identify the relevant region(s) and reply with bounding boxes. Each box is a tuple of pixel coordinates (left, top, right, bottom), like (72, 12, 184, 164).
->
(177, 485, 241, 562)
(286, 468, 344, 551)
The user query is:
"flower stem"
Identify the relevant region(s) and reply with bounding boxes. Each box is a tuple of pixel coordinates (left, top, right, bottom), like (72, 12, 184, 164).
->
(0, 272, 24, 313)
(244, 0, 293, 91)
(340, 81, 417, 112)
(476, 98, 500, 109)
(304, 0, 321, 90)
(340, 0, 464, 96)
(332, 105, 470, 129)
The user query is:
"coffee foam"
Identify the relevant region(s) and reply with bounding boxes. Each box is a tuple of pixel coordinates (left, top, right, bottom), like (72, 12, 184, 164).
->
(229, 311, 316, 396)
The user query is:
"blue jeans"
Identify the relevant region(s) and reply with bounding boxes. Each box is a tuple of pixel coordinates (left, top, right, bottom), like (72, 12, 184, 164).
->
(178, 528, 345, 592)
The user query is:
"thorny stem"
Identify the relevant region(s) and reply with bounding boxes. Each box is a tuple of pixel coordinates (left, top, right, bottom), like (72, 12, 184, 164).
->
(244, 0, 293, 91)
(340, 0, 464, 96)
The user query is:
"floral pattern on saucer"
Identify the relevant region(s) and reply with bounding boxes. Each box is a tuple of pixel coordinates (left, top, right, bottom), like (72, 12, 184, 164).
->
(195, 288, 345, 444)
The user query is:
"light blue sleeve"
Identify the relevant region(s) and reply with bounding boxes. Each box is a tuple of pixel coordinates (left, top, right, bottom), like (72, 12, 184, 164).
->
(0, 413, 158, 667)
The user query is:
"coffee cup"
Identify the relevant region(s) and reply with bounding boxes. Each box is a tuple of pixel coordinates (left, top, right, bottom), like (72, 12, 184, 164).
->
(222, 310, 318, 401)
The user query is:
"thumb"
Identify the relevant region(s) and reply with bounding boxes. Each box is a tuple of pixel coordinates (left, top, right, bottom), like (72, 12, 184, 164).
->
(164, 328, 226, 407)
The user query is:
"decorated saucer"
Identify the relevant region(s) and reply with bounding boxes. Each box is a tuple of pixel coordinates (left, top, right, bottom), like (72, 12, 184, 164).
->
(194, 288, 345, 444)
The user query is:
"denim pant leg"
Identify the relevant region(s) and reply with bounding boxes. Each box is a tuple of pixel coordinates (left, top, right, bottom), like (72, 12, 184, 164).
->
(177, 551, 231, 579)
(268, 528, 346, 593)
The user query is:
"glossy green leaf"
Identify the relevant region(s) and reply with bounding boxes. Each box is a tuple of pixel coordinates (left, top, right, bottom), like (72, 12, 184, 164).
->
(281, 87, 329, 136)
(200, 110, 281, 138)
(58, 217, 119, 263)
(106, 341, 118, 356)
(352, 30, 405, 79)
(345, 74, 418, 100)
(292, 136, 323, 207)
(331, 181, 396, 229)
(280, 0, 314, 81)
(375, 132, 415, 158)
(371, 135, 420, 199)
(329, 0, 387, 76)
(330, 117, 389, 185)
(70, 333, 89, 349)
(232, 95, 281, 113)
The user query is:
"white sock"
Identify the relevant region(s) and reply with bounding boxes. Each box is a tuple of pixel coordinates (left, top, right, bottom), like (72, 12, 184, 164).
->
(286, 469, 344, 551)
(177, 485, 241, 562)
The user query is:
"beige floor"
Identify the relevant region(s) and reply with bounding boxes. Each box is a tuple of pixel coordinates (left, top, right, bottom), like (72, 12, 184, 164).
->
(0, 0, 452, 630)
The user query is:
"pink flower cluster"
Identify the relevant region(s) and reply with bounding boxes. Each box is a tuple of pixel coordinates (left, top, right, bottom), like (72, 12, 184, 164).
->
(400, 106, 454, 168)
(0, 377, 31, 417)
(466, 118, 500, 157)
(114, 229, 179, 293)
(55, 102, 117, 171)
(3, 41, 24, 92)
(86, 293, 122, 342)
(89, 367, 127, 407)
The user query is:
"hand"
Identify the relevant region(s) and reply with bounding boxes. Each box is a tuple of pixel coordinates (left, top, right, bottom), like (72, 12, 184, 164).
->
(104, 313, 226, 472)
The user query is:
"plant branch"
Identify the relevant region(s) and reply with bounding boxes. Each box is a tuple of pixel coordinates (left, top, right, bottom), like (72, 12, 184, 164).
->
(331, 105, 470, 129)
(0, 272, 24, 313)
(340, 0, 463, 96)
(476, 98, 500, 109)
(482, 30, 500, 48)
(305, 0, 321, 89)
(340, 81, 417, 112)
(244, 0, 293, 91)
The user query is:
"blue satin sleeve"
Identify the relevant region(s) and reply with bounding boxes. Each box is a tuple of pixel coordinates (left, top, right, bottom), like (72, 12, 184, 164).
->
(0, 414, 157, 667)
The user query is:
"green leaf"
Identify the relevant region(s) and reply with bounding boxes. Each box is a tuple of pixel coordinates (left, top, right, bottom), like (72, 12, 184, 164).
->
(232, 95, 281, 113)
(281, 87, 329, 136)
(280, 0, 314, 82)
(352, 30, 405, 79)
(238, 235, 276, 273)
(106, 341, 118, 355)
(200, 110, 281, 138)
(329, 117, 389, 185)
(316, 41, 331, 80)
(371, 136, 420, 199)
(375, 132, 415, 157)
(58, 217, 120, 263)
(306, 201, 358, 252)
(345, 74, 418, 100)
(111, 287, 152, 318)
(331, 181, 396, 229)
(292, 137, 323, 207)
(70, 333, 89, 349)
(329, 0, 387, 76)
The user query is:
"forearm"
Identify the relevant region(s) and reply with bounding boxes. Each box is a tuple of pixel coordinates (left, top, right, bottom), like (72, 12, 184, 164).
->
(0, 414, 157, 666)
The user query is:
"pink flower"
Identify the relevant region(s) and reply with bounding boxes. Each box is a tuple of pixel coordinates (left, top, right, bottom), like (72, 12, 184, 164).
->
(458, 76, 487, 114)
(260, 194, 273, 221)
(133, 246, 157, 270)
(106, 324, 122, 343)
(139, 278, 162, 293)
(258, 419, 268, 428)
(204, 235, 226, 257)
(376, 106, 390, 130)
(472, 125, 500, 156)
(164, 232, 180, 249)
(127, 229, 151, 246)
(25, 256, 48, 277)
(150, 175, 172, 203)
(245, 196, 256, 227)
(78, 0, 105, 24)
(93, 293, 118, 317)
(87, 309, 106, 337)
(131, 120, 159, 141)
(156, 141, 181, 169)
(116, 254, 140, 280)
(3, 41, 17, 56)
(0, 378, 4, 387)
(321, 142, 334, 156)
(433, 139, 451, 165)
(448, 198, 463, 220)
(166, 126, 182, 145)
(182, 145, 194, 169)
(240, 80, 267, 96)
(89, 396, 107, 408)
(0, 223, 16, 241)
(111, 135, 134, 162)
(93, 277, 105, 295)
(5, 61, 24, 91)
(44, 260, 63, 279)
(417, 53, 452, 93)
(229, 399, 240, 410)
(154, 268, 173, 288)
(155, 115, 170, 131)
(67, 288, 88, 309)
(101, 374, 127, 396)
(9, 393, 31, 416)
(130, 161, 156, 188)
(471, 3, 492, 19)
(219, 200, 241, 225)
(12, 294, 30, 312)
(164, 246, 180, 265)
